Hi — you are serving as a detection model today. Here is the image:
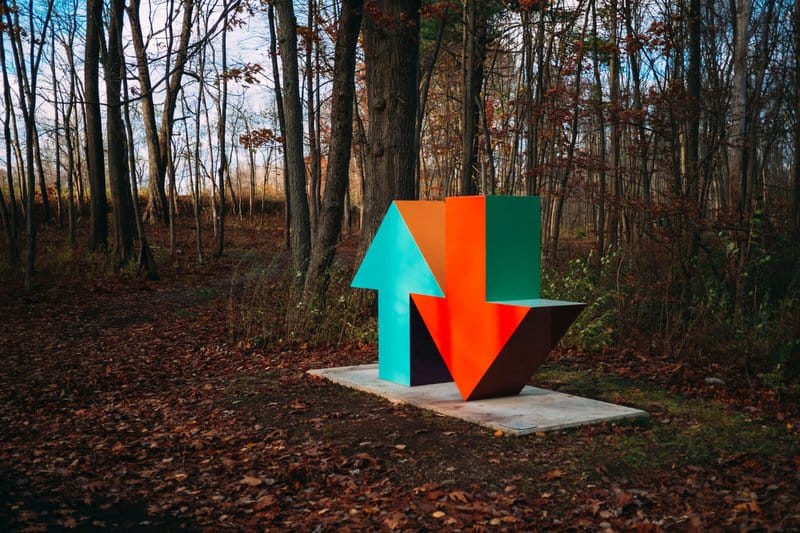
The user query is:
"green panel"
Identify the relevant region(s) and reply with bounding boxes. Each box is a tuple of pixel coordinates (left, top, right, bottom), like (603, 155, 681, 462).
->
(485, 195, 541, 301)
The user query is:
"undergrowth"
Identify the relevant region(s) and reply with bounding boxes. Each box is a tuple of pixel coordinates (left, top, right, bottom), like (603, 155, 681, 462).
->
(542, 228, 800, 394)
(227, 250, 376, 348)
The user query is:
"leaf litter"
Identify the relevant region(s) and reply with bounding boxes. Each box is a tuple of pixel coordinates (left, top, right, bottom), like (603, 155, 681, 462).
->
(1, 226, 799, 530)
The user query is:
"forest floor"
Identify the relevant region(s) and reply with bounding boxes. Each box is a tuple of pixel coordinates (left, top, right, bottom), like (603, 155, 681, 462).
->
(1, 214, 799, 531)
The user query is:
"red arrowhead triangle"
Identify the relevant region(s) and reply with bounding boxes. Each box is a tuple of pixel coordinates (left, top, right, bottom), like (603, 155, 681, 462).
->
(412, 197, 529, 400)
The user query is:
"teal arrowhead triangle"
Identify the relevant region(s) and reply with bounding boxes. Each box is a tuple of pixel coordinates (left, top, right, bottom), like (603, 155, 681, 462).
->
(352, 203, 444, 385)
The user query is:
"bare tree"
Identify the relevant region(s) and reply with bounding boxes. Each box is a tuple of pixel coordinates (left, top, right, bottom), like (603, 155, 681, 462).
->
(302, 0, 363, 304)
(5, 0, 56, 290)
(795, 0, 800, 230)
(268, 2, 290, 249)
(103, 0, 136, 263)
(0, 21, 20, 264)
(275, 0, 311, 285)
(729, 0, 750, 218)
(127, 0, 194, 225)
(215, 0, 229, 257)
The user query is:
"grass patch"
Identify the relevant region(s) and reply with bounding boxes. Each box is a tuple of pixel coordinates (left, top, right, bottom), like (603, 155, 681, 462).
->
(536, 364, 800, 478)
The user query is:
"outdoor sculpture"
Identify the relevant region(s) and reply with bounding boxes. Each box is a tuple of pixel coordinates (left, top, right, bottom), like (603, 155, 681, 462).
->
(353, 195, 584, 401)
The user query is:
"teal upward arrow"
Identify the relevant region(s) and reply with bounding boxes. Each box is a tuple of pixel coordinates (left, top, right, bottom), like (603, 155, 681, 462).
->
(352, 202, 444, 385)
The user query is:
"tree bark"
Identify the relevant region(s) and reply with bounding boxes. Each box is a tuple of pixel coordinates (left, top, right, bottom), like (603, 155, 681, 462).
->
(275, 0, 312, 284)
(460, 0, 485, 196)
(51, 32, 63, 228)
(362, 0, 421, 243)
(127, 0, 167, 224)
(608, 0, 621, 248)
(268, 4, 291, 250)
(306, 0, 321, 234)
(62, 34, 79, 246)
(123, 66, 158, 279)
(729, 0, 750, 218)
(104, 0, 136, 263)
(215, 1, 229, 257)
(591, 0, 606, 261)
(414, 7, 448, 197)
(85, 0, 108, 252)
(0, 28, 19, 264)
(795, 0, 800, 230)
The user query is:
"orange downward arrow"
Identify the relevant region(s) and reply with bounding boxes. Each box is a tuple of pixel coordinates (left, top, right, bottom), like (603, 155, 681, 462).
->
(412, 196, 529, 400)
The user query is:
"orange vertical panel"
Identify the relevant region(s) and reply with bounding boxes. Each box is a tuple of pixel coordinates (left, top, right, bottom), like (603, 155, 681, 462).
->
(395, 201, 446, 290)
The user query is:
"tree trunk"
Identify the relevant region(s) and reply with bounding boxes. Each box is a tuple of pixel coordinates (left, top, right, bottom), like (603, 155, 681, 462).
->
(215, 2, 229, 258)
(0, 28, 19, 264)
(550, 6, 589, 258)
(275, 0, 312, 284)
(123, 67, 158, 279)
(362, 0, 421, 243)
(192, 15, 206, 263)
(306, 0, 321, 235)
(32, 123, 50, 223)
(127, 0, 167, 224)
(159, 0, 195, 216)
(302, 0, 363, 304)
(685, 0, 701, 201)
(104, 0, 136, 263)
(6, 0, 56, 289)
(608, 0, 621, 248)
(9, 100, 25, 216)
(795, 0, 800, 230)
(460, 0, 485, 196)
(414, 7, 448, 197)
(591, 0, 607, 261)
(85, 0, 108, 252)
(128, 0, 194, 225)
(622, 0, 650, 238)
(51, 32, 63, 228)
(268, 4, 291, 250)
(730, 0, 750, 218)
(63, 59, 78, 248)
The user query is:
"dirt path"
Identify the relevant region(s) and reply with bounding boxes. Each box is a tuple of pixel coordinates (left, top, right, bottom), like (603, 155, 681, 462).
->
(1, 262, 798, 530)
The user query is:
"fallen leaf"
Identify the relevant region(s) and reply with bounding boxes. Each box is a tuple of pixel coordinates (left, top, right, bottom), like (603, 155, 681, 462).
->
(240, 476, 263, 487)
(615, 492, 634, 508)
(545, 469, 566, 481)
(734, 501, 761, 513)
(384, 513, 404, 529)
(254, 495, 275, 510)
(432, 510, 446, 518)
(449, 490, 469, 503)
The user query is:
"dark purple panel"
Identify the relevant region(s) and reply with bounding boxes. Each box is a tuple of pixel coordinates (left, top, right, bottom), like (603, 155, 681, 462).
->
(409, 298, 453, 386)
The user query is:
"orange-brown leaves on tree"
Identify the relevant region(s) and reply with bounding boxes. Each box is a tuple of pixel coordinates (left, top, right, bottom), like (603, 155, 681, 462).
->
(238, 128, 278, 149)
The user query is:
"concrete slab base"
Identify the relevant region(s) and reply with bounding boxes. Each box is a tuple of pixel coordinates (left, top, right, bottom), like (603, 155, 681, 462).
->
(308, 364, 648, 436)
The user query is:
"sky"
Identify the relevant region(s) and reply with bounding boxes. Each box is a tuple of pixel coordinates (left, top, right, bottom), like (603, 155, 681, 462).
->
(1, 0, 286, 191)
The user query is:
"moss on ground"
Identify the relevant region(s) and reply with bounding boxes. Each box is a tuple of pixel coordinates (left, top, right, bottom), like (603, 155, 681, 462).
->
(535, 364, 800, 478)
